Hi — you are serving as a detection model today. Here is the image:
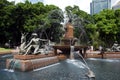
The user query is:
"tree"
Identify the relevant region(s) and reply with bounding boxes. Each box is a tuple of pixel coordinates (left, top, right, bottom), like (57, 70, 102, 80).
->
(0, 0, 15, 46)
(115, 9, 120, 43)
(47, 9, 64, 42)
(93, 9, 118, 47)
(0, 0, 64, 47)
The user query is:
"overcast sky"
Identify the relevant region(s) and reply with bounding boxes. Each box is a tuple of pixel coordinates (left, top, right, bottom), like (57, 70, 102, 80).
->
(7, 0, 120, 14)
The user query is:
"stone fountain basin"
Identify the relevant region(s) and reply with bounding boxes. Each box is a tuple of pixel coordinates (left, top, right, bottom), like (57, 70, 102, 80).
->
(6, 54, 67, 71)
(53, 45, 87, 54)
(14, 53, 55, 60)
(86, 51, 120, 58)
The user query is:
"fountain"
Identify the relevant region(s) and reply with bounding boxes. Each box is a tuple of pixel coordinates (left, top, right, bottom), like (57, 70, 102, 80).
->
(102, 41, 120, 58)
(69, 42, 95, 79)
(6, 11, 87, 72)
(52, 17, 95, 78)
(52, 20, 88, 58)
(75, 51, 95, 79)
(70, 46, 74, 59)
(86, 41, 120, 59)
(63, 17, 95, 78)
(6, 33, 66, 71)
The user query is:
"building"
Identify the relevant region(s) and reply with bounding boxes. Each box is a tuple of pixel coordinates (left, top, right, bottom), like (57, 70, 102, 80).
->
(90, 0, 111, 15)
(112, 1, 120, 10)
(29, 0, 44, 3)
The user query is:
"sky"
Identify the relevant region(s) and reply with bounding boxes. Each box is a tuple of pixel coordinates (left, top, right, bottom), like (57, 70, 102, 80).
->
(7, 0, 120, 14)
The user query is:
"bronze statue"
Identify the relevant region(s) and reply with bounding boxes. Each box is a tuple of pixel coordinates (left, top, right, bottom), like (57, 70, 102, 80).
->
(23, 33, 41, 55)
(19, 33, 27, 54)
(19, 33, 50, 55)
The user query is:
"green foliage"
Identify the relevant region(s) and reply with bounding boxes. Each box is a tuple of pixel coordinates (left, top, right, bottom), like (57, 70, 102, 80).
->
(0, 48, 11, 52)
(0, 0, 63, 47)
(47, 9, 64, 42)
(1, 0, 120, 49)
(0, 0, 16, 44)
(87, 9, 120, 48)
(94, 10, 117, 35)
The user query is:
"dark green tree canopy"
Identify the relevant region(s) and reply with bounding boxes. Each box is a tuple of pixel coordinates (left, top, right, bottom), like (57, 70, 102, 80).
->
(0, 0, 64, 47)
(1, 0, 120, 49)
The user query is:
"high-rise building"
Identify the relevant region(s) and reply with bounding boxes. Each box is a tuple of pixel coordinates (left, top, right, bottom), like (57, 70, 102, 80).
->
(112, 1, 120, 10)
(90, 0, 111, 15)
(29, 0, 44, 3)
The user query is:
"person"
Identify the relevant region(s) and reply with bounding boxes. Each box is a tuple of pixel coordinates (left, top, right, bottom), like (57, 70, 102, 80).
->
(24, 33, 40, 55)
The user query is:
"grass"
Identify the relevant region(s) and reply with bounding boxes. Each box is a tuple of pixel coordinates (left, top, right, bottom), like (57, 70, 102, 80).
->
(0, 48, 11, 52)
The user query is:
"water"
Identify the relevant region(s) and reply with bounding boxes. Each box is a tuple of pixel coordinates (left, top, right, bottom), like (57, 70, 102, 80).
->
(87, 58, 120, 80)
(0, 54, 120, 80)
(70, 46, 74, 59)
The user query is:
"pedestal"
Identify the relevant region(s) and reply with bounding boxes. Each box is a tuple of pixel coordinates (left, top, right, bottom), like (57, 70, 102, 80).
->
(6, 54, 67, 71)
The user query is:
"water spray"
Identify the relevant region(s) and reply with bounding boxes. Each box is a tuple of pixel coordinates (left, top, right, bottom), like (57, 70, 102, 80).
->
(70, 46, 75, 59)
(8, 59, 16, 72)
(75, 51, 95, 79)
(69, 45, 95, 79)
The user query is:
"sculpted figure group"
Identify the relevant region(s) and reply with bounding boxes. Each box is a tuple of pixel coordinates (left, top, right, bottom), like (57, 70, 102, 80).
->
(19, 33, 50, 55)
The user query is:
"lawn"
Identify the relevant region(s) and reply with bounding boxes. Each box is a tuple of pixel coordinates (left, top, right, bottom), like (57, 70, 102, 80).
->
(0, 48, 11, 54)
(0, 48, 11, 51)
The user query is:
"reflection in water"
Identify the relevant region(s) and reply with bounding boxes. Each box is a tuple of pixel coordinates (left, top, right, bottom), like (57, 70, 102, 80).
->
(86, 58, 120, 80)
(1, 54, 12, 58)
(66, 59, 86, 69)
(88, 58, 120, 62)
(33, 63, 60, 71)
(3, 69, 14, 72)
